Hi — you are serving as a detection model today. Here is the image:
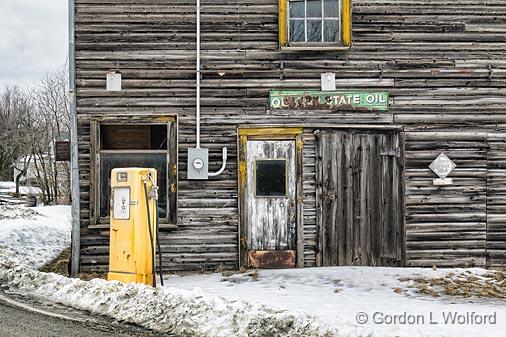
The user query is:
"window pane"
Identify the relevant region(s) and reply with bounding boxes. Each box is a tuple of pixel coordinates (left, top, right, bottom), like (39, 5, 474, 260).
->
(324, 0, 339, 17)
(255, 160, 286, 197)
(289, 19, 305, 42)
(100, 153, 167, 219)
(324, 19, 339, 42)
(289, 0, 304, 18)
(307, 19, 322, 42)
(307, 0, 322, 17)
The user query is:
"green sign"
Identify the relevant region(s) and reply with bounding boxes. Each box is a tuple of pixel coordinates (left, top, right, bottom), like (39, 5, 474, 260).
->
(269, 90, 389, 111)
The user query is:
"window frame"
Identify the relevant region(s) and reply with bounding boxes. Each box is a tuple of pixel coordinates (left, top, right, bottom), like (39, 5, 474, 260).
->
(90, 117, 178, 230)
(279, 0, 352, 50)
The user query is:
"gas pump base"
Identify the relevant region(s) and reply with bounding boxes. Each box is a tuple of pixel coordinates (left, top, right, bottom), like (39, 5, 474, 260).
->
(107, 168, 157, 286)
(107, 271, 154, 285)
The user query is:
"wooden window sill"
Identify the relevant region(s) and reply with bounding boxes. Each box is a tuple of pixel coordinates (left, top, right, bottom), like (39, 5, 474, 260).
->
(280, 46, 351, 52)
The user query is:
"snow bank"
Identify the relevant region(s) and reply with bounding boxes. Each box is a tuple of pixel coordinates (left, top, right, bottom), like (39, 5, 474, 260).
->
(0, 259, 339, 337)
(0, 205, 341, 337)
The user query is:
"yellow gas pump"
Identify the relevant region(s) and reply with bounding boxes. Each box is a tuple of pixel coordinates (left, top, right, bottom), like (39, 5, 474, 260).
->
(107, 168, 160, 286)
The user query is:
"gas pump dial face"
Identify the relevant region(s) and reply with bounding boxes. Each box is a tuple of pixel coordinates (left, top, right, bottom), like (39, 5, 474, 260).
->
(193, 158, 204, 170)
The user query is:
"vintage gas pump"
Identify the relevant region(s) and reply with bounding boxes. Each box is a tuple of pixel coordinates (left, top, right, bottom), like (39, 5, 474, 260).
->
(107, 168, 164, 287)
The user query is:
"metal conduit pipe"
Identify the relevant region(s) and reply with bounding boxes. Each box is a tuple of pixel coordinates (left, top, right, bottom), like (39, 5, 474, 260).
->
(208, 148, 228, 177)
(196, 0, 201, 149)
(194, 0, 228, 177)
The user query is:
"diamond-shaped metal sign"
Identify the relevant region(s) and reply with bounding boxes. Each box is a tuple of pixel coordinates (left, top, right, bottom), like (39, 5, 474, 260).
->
(429, 153, 456, 179)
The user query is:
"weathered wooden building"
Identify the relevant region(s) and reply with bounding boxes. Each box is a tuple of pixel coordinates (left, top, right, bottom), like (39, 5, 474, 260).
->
(72, 0, 506, 273)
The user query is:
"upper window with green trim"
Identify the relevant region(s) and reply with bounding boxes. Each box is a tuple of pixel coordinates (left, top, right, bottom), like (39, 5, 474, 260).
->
(279, 0, 351, 49)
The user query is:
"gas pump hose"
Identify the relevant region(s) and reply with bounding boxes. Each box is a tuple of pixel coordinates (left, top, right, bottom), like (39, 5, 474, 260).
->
(155, 198, 164, 286)
(143, 181, 157, 287)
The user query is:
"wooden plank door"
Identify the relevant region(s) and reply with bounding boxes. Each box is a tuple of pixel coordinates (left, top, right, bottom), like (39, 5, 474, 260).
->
(246, 140, 297, 268)
(316, 130, 404, 267)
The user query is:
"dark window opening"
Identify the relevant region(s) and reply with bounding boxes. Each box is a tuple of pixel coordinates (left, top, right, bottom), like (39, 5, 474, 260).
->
(99, 124, 168, 220)
(101, 125, 167, 150)
(255, 160, 287, 197)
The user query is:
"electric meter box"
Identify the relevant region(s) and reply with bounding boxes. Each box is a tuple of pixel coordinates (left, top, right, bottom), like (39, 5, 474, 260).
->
(108, 167, 157, 286)
(187, 148, 209, 180)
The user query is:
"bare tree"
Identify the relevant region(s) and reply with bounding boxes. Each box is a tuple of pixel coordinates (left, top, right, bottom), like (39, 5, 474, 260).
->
(0, 86, 36, 193)
(30, 66, 71, 204)
(0, 66, 71, 204)
(13, 155, 33, 194)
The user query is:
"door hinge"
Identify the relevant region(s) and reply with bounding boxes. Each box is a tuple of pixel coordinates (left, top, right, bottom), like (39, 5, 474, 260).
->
(380, 147, 401, 158)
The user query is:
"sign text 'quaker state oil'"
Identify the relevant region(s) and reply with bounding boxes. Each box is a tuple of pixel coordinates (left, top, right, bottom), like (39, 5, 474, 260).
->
(269, 90, 390, 111)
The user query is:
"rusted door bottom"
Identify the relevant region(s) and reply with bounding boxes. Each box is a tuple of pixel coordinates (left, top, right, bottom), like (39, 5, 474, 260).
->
(248, 250, 296, 269)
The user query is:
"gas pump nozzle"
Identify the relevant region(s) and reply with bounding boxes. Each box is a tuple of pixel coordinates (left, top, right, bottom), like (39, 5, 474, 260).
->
(147, 175, 159, 200)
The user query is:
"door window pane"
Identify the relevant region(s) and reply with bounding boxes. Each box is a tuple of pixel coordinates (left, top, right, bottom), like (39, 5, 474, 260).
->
(307, 0, 322, 17)
(289, 20, 305, 42)
(100, 153, 167, 219)
(308, 20, 322, 42)
(324, 0, 339, 17)
(289, 0, 304, 18)
(255, 160, 287, 197)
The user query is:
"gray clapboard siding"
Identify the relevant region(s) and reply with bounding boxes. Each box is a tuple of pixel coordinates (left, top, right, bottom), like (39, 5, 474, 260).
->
(487, 134, 506, 269)
(75, 0, 506, 272)
(404, 132, 488, 267)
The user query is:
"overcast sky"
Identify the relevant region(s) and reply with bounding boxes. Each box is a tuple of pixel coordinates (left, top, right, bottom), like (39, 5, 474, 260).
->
(0, 0, 68, 89)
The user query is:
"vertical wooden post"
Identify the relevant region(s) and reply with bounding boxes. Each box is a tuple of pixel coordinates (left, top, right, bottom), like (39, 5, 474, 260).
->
(69, 0, 81, 277)
(296, 132, 305, 268)
(342, 0, 352, 47)
(168, 120, 179, 225)
(278, 0, 288, 47)
(89, 121, 97, 224)
(238, 134, 249, 268)
(398, 131, 406, 266)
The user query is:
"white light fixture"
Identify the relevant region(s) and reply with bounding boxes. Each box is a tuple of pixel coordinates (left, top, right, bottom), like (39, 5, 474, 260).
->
(321, 73, 336, 91)
(106, 71, 122, 91)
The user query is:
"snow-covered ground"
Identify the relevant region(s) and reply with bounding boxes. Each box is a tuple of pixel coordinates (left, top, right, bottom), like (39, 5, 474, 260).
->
(0, 205, 70, 268)
(168, 267, 506, 337)
(0, 204, 505, 337)
(0, 181, 41, 196)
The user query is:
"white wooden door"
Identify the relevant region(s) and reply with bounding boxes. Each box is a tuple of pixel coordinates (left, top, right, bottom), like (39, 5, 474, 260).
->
(246, 140, 297, 267)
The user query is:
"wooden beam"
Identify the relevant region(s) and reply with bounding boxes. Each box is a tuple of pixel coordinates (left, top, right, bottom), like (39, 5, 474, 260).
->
(342, 0, 352, 47)
(238, 134, 248, 268)
(238, 127, 303, 137)
(278, 0, 288, 47)
(295, 132, 305, 268)
(167, 119, 179, 226)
